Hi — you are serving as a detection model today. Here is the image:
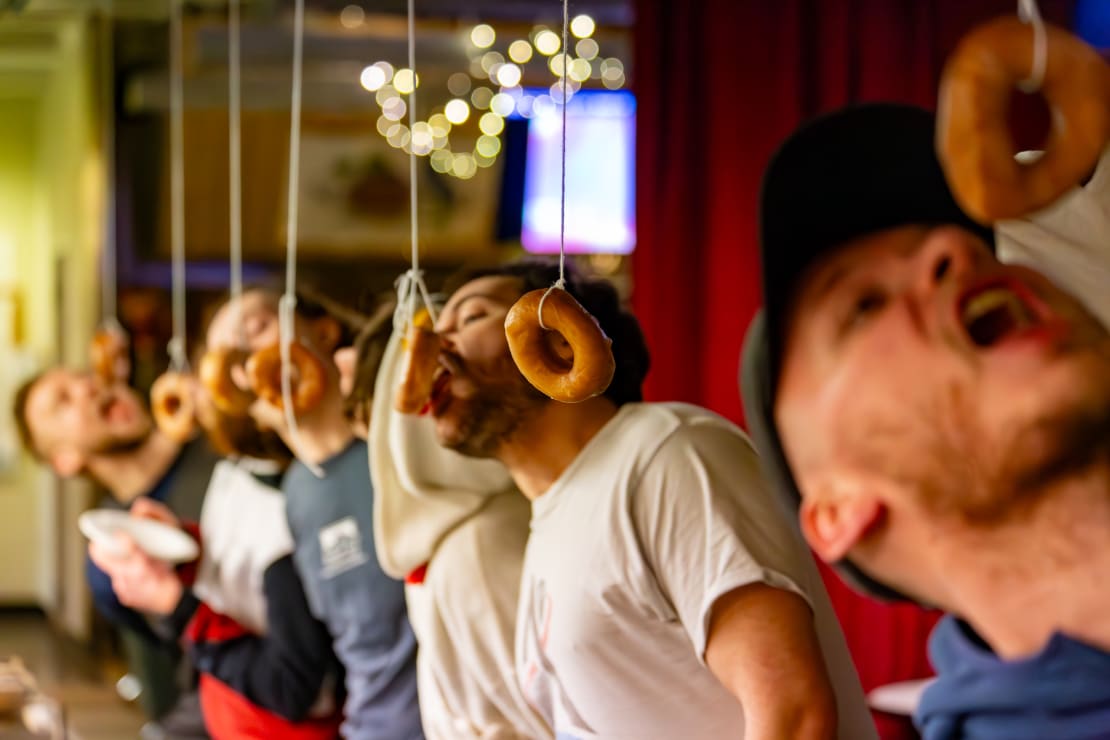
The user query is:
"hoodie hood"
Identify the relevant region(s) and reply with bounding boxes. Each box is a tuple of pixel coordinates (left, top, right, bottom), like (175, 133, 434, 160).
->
(369, 321, 517, 579)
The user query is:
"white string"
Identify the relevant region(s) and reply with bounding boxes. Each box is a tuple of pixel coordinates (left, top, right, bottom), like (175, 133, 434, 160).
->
(538, 0, 571, 330)
(168, 0, 188, 371)
(100, 2, 120, 330)
(1017, 0, 1046, 92)
(392, 0, 438, 334)
(228, 0, 245, 348)
(281, 0, 324, 478)
(406, 0, 418, 295)
(559, 0, 568, 280)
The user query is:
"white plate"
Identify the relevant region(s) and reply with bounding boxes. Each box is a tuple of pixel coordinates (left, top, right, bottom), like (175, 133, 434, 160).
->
(867, 677, 935, 716)
(78, 509, 198, 564)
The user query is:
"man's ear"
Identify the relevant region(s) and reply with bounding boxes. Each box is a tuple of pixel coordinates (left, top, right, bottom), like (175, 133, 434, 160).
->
(50, 447, 86, 478)
(799, 488, 883, 563)
(312, 316, 343, 354)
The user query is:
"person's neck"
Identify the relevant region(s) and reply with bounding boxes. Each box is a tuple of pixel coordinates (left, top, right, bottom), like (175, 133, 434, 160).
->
(932, 465, 1110, 659)
(280, 393, 355, 467)
(497, 397, 620, 500)
(86, 432, 182, 505)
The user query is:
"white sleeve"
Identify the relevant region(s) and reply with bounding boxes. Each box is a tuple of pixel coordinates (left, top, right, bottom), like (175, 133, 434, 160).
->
(629, 418, 815, 662)
(996, 146, 1110, 328)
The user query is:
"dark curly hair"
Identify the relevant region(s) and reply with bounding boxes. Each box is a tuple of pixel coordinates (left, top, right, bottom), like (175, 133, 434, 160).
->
(444, 258, 650, 407)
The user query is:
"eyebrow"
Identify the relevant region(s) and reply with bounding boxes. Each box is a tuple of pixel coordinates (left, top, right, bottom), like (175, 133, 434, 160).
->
(809, 264, 850, 305)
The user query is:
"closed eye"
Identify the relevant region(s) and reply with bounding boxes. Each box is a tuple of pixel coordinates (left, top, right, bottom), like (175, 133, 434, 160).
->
(460, 311, 486, 327)
(840, 288, 887, 336)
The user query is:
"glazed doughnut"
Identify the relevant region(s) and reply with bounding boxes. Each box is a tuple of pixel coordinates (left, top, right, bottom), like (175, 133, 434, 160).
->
(937, 16, 1110, 223)
(89, 326, 130, 383)
(150, 371, 197, 443)
(245, 341, 326, 414)
(199, 347, 255, 416)
(505, 287, 615, 403)
(394, 324, 442, 414)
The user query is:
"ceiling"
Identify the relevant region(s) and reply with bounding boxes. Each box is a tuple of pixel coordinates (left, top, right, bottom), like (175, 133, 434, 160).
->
(1, 1, 633, 114)
(17, 0, 633, 26)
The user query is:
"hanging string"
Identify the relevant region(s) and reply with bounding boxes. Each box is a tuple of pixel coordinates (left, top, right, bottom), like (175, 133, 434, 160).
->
(228, 0, 245, 347)
(537, 0, 570, 331)
(99, 1, 121, 333)
(168, 0, 188, 371)
(393, 0, 438, 334)
(1017, 0, 1046, 92)
(280, 0, 324, 478)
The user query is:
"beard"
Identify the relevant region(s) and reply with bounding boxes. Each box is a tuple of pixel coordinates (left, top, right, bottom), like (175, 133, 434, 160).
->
(437, 372, 547, 459)
(93, 426, 153, 456)
(198, 406, 293, 464)
(893, 354, 1110, 527)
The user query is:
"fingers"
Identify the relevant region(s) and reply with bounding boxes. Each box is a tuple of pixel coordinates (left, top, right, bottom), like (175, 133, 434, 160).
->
(130, 497, 179, 526)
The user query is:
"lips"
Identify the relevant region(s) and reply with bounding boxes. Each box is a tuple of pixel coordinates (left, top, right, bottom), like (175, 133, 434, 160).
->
(427, 352, 464, 417)
(101, 394, 131, 423)
(957, 277, 1058, 350)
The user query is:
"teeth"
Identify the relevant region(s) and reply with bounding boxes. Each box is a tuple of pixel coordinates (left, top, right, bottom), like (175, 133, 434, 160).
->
(962, 288, 1032, 326)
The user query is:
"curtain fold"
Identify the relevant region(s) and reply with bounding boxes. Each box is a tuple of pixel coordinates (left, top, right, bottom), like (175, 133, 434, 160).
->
(632, 1, 1073, 737)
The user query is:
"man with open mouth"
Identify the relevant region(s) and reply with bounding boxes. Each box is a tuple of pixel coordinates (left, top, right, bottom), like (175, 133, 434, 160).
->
(13, 366, 217, 735)
(742, 103, 1110, 739)
(429, 260, 876, 739)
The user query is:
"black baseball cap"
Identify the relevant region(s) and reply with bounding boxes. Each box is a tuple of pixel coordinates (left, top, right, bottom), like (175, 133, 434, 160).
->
(740, 103, 994, 602)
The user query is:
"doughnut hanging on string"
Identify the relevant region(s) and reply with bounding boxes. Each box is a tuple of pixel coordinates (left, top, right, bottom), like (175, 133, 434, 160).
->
(504, 0, 615, 404)
(246, 0, 326, 477)
(392, 0, 444, 416)
(199, 0, 257, 419)
(150, 0, 198, 444)
(936, 0, 1110, 223)
(90, 0, 131, 385)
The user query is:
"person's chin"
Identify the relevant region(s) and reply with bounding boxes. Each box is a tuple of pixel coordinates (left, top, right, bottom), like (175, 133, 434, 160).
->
(433, 414, 464, 451)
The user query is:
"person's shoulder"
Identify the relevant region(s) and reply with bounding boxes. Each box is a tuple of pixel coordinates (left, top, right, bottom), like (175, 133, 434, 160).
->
(634, 403, 755, 458)
(427, 496, 529, 617)
(322, 438, 372, 484)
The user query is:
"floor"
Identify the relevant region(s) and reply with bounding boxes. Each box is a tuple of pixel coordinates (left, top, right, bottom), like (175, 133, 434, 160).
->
(0, 609, 146, 739)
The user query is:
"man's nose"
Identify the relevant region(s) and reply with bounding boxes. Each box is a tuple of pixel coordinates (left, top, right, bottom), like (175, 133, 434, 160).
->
(913, 225, 986, 299)
(75, 375, 101, 401)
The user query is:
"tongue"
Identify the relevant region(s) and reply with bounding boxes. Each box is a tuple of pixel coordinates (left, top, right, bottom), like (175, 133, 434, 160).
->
(968, 304, 1021, 347)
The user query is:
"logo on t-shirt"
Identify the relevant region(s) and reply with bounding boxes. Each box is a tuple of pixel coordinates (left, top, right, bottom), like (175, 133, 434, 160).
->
(318, 516, 370, 578)
(520, 578, 593, 736)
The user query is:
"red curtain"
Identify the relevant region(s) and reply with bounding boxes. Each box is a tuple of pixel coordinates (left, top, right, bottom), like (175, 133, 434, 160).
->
(631, 1, 1071, 738)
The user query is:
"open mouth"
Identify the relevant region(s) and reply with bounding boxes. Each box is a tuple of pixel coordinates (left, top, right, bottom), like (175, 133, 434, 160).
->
(426, 366, 453, 416)
(100, 394, 130, 423)
(959, 284, 1038, 348)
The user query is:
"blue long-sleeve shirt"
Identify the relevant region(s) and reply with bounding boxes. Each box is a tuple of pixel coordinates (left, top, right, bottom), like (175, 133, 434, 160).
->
(284, 439, 423, 739)
(87, 438, 215, 640)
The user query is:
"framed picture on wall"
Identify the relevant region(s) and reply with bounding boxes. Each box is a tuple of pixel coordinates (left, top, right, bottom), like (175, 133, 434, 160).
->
(284, 113, 504, 261)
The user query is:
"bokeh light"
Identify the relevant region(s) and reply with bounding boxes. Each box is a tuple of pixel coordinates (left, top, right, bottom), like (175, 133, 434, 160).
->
(444, 98, 471, 125)
(470, 24, 496, 48)
(570, 14, 595, 38)
(508, 39, 534, 64)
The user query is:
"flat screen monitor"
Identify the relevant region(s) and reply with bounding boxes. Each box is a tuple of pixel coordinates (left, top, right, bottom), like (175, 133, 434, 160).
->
(515, 88, 636, 255)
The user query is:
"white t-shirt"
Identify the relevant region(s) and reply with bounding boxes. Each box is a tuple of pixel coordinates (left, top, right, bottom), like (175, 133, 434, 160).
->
(997, 147, 1110, 327)
(193, 459, 292, 634)
(406, 490, 552, 740)
(515, 403, 875, 740)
